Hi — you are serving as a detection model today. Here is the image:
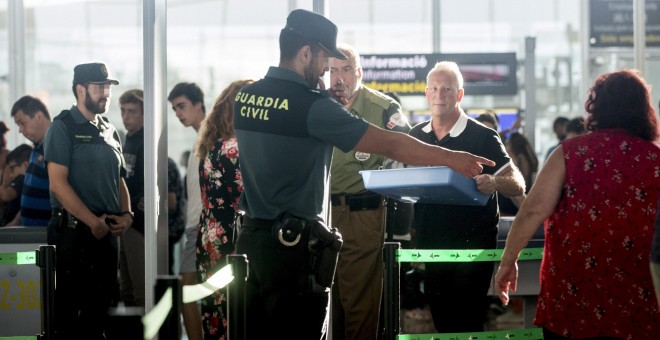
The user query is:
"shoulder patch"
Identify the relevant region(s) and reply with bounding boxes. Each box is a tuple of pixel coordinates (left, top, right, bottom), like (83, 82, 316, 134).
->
(387, 112, 408, 129)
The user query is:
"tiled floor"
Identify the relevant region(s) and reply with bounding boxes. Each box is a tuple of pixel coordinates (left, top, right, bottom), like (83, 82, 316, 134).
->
(401, 302, 526, 334)
(178, 296, 527, 338)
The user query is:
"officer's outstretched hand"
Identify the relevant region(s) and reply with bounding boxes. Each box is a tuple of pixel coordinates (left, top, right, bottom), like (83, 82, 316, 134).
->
(447, 150, 495, 178)
(90, 217, 111, 240)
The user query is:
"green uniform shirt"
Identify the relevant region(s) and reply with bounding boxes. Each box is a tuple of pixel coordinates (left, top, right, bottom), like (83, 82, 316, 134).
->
(44, 106, 125, 214)
(330, 85, 410, 194)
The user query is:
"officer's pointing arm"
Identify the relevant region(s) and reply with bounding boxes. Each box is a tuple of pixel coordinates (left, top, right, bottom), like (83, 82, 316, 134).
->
(353, 124, 496, 178)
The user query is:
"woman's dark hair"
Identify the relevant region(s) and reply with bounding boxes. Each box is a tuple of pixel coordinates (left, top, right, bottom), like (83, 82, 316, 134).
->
(196, 79, 254, 159)
(566, 117, 586, 136)
(475, 111, 499, 131)
(584, 69, 659, 141)
(0, 122, 9, 149)
(6, 143, 33, 165)
(507, 132, 538, 185)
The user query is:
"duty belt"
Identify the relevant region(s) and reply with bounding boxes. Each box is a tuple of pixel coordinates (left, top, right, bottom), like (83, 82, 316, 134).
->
(242, 214, 310, 247)
(331, 191, 382, 211)
(242, 216, 276, 229)
(52, 207, 106, 229)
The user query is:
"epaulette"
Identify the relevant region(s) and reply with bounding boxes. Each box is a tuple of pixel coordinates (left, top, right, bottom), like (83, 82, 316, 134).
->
(53, 109, 71, 121)
(363, 86, 397, 111)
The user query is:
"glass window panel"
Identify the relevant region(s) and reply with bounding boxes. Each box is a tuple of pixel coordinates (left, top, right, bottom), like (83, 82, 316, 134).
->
(25, 0, 142, 142)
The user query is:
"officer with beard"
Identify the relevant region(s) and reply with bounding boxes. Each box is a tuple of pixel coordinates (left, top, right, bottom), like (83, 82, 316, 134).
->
(44, 62, 133, 339)
(233, 9, 494, 340)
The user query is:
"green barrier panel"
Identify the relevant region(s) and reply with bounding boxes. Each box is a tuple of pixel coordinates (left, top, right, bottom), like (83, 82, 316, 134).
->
(397, 327, 543, 340)
(0, 251, 37, 265)
(397, 248, 543, 263)
(0, 337, 38, 340)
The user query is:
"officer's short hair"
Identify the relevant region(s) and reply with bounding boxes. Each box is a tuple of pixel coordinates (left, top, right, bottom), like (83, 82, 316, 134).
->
(6, 144, 33, 165)
(10, 95, 51, 120)
(279, 29, 321, 62)
(168, 82, 206, 113)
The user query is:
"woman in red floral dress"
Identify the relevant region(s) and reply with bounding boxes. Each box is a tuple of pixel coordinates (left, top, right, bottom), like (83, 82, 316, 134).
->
(495, 69, 660, 339)
(195, 79, 253, 340)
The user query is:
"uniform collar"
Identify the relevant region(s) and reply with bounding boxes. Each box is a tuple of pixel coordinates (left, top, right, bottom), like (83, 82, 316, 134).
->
(421, 110, 468, 138)
(69, 105, 92, 124)
(266, 66, 312, 88)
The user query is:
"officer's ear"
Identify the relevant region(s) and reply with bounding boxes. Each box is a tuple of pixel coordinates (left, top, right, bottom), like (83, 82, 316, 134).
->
(76, 84, 87, 99)
(299, 45, 312, 63)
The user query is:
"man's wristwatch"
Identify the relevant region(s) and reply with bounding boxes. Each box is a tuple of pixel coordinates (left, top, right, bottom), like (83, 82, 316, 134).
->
(121, 211, 134, 224)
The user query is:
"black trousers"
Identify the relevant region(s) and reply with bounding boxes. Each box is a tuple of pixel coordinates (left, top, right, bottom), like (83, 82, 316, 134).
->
(235, 224, 329, 340)
(425, 260, 494, 333)
(48, 214, 118, 340)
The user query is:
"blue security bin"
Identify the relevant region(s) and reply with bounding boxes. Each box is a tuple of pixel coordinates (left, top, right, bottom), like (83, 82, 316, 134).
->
(360, 166, 489, 206)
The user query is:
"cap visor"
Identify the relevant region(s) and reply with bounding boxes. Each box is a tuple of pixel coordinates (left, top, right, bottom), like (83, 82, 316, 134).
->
(318, 42, 348, 60)
(331, 49, 348, 60)
(90, 79, 120, 85)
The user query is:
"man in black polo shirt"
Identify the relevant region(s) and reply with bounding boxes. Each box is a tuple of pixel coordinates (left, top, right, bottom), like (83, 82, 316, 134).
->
(44, 62, 133, 339)
(408, 61, 525, 333)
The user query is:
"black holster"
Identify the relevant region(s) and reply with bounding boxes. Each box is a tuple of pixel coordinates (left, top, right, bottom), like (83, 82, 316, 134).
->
(307, 221, 343, 288)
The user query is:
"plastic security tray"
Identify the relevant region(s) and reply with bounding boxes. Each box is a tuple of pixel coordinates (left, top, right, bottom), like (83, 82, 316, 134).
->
(359, 166, 489, 206)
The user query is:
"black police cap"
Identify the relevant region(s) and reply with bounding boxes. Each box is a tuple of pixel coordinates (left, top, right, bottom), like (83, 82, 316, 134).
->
(73, 62, 119, 85)
(282, 9, 348, 60)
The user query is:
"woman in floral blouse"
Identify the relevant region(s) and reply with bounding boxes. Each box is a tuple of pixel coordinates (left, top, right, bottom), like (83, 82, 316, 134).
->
(495, 69, 660, 339)
(195, 79, 253, 339)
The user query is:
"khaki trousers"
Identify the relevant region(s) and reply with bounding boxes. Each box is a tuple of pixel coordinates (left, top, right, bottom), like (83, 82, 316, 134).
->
(119, 227, 145, 307)
(331, 202, 385, 340)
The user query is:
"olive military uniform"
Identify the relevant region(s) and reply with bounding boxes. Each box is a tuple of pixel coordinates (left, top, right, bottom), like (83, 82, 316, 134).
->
(330, 85, 410, 339)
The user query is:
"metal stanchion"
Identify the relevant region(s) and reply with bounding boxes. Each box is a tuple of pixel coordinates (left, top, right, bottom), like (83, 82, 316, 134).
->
(37, 245, 56, 340)
(155, 276, 182, 340)
(227, 254, 248, 340)
(383, 242, 400, 340)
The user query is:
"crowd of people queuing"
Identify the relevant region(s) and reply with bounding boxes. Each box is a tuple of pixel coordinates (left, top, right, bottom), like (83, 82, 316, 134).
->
(2, 8, 660, 340)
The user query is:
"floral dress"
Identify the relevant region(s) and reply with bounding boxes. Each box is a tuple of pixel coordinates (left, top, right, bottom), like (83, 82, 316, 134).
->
(537, 129, 660, 339)
(196, 137, 242, 340)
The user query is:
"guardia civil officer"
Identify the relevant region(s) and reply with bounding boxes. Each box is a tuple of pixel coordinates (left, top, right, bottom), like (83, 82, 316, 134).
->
(44, 62, 133, 339)
(233, 9, 495, 340)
